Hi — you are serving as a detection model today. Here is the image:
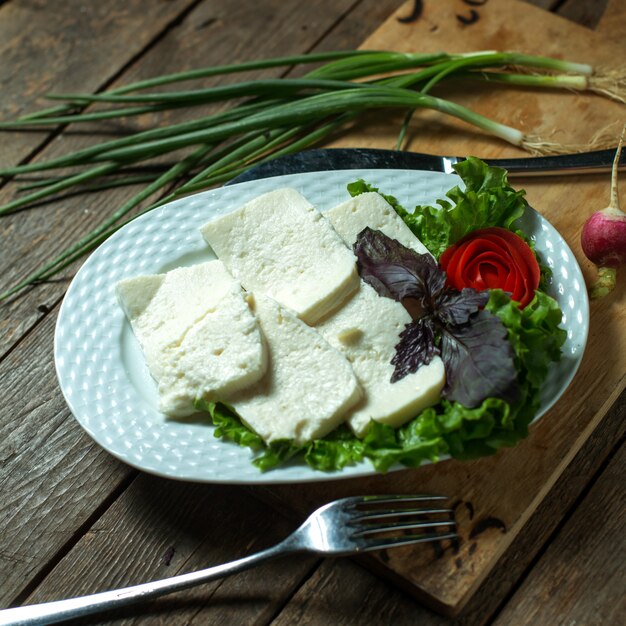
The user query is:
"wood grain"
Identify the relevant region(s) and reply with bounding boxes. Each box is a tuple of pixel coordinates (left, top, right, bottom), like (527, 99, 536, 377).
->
(23, 475, 318, 626)
(0, 0, 194, 166)
(1, 0, 624, 623)
(493, 440, 626, 626)
(0, 310, 131, 606)
(331, 0, 626, 157)
(596, 0, 626, 39)
(272, 558, 435, 626)
(268, 391, 624, 626)
(557, 0, 612, 29)
(440, 389, 625, 625)
(523, 1, 558, 11)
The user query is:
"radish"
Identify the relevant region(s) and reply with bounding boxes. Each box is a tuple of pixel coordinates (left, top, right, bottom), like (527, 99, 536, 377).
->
(581, 126, 626, 298)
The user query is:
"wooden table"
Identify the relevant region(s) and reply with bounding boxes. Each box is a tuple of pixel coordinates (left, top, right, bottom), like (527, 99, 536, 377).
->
(0, 1, 624, 624)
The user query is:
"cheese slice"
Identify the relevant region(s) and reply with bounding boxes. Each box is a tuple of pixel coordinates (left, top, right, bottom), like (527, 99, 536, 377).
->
(315, 283, 445, 436)
(318, 193, 445, 436)
(199, 188, 359, 324)
(325, 191, 431, 255)
(116, 261, 267, 417)
(224, 295, 362, 445)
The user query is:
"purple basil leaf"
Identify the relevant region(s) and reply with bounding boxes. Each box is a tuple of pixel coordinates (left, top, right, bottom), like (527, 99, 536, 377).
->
(354, 228, 445, 305)
(390, 316, 440, 383)
(436, 287, 490, 326)
(440, 310, 516, 407)
(356, 228, 518, 405)
(356, 261, 422, 302)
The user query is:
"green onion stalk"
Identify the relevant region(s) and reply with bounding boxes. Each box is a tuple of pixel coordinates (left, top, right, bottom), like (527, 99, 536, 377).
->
(1, 49, 625, 301)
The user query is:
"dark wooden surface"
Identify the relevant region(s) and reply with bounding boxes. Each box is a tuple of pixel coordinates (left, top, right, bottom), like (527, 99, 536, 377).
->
(0, 1, 624, 625)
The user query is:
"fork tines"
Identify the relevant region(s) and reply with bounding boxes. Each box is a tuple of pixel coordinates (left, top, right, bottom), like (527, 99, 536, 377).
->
(345, 494, 457, 551)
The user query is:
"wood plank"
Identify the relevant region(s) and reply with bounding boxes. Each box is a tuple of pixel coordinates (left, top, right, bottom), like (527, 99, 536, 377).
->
(0, 0, 193, 166)
(0, 310, 131, 606)
(256, 0, 626, 616)
(2, 0, 619, 616)
(441, 388, 625, 625)
(524, 0, 611, 25)
(330, 0, 625, 158)
(272, 558, 439, 626)
(596, 0, 626, 39)
(294, 0, 409, 55)
(257, 383, 626, 617)
(557, 0, 611, 29)
(0, 0, 407, 609)
(492, 440, 626, 626)
(22, 475, 319, 626)
(523, 1, 558, 11)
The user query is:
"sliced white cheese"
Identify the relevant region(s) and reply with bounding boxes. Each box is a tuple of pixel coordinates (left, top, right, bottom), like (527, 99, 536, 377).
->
(116, 261, 267, 417)
(318, 193, 445, 437)
(199, 188, 359, 324)
(224, 295, 362, 445)
(315, 283, 445, 436)
(325, 191, 431, 255)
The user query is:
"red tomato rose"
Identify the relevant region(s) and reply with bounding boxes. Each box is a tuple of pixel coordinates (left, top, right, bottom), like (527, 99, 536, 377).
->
(440, 227, 540, 308)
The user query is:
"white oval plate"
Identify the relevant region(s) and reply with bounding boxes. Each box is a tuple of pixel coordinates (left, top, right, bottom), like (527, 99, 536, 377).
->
(54, 169, 589, 484)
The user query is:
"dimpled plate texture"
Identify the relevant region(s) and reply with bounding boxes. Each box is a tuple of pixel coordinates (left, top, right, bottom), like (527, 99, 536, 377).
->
(54, 169, 589, 484)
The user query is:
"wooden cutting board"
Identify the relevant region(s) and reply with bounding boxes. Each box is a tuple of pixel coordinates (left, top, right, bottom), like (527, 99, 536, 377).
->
(259, 0, 626, 617)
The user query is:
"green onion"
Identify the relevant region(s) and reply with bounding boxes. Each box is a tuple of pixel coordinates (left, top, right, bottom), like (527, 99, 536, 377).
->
(463, 70, 589, 90)
(169, 113, 353, 199)
(0, 163, 119, 216)
(0, 48, 623, 301)
(72, 87, 524, 166)
(45, 78, 363, 105)
(0, 103, 189, 128)
(0, 100, 282, 176)
(16, 50, 381, 122)
(0, 144, 213, 301)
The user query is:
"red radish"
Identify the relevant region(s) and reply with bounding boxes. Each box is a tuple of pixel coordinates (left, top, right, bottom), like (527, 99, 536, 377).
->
(581, 126, 626, 298)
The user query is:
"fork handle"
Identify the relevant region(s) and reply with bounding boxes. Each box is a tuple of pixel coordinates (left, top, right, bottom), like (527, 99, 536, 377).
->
(0, 538, 300, 626)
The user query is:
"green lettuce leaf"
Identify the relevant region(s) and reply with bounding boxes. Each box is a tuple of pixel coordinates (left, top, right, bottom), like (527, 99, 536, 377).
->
(347, 179, 404, 215)
(253, 440, 304, 471)
(362, 418, 447, 472)
(349, 160, 551, 287)
(358, 288, 566, 468)
(194, 399, 265, 450)
(406, 157, 528, 258)
(194, 397, 365, 473)
(303, 427, 365, 471)
(486, 289, 567, 391)
(253, 426, 365, 472)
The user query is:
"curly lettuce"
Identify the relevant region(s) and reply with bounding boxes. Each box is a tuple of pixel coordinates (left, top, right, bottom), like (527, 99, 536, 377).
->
(194, 399, 366, 471)
(361, 289, 566, 470)
(397, 156, 528, 258)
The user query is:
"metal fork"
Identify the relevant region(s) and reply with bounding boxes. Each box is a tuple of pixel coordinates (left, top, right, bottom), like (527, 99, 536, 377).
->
(0, 494, 456, 626)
